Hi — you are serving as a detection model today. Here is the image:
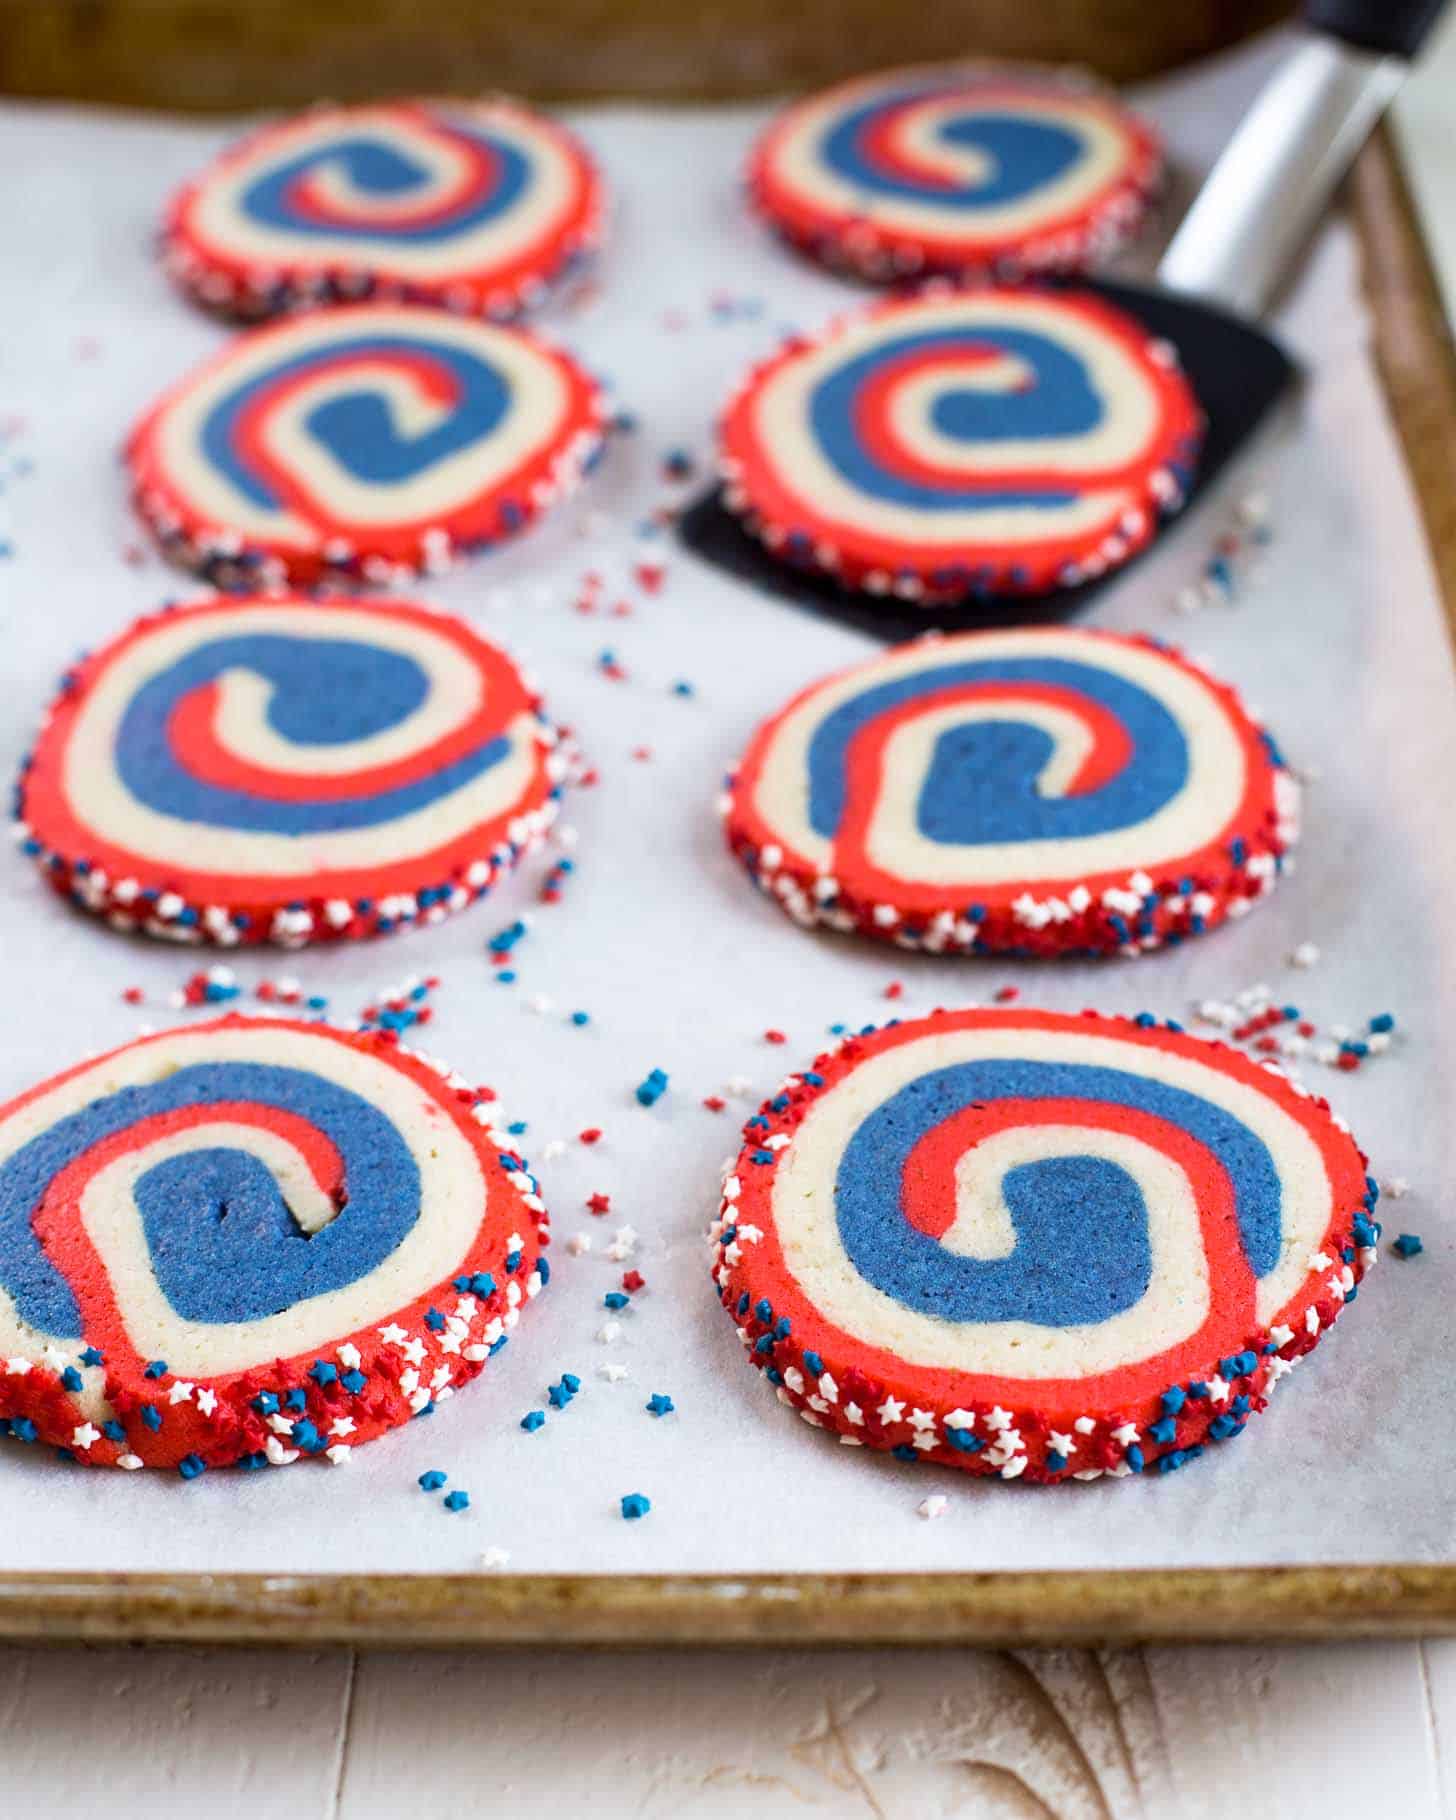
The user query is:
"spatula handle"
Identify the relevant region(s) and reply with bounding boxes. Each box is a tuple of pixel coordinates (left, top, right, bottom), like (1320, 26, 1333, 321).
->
(1156, 6, 1444, 319)
(1304, 0, 1446, 59)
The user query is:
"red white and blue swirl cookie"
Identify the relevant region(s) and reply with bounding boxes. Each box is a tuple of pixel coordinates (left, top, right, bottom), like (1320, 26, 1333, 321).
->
(15, 593, 568, 947)
(164, 98, 604, 321)
(749, 64, 1162, 282)
(0, 1015, 549, 1473)
(718, 286, 1202, 601)
(721, 626, 1297, 956)
(711, 1007, 1377, 1483)
(127, 303, 605, 586)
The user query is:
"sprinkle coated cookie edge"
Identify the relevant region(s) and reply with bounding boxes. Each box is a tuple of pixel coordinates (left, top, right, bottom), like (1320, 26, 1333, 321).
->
(747, 62, 1165, 284)
(719, 627, 1300, 958)
(709, 1006, 1377, 1485)
(716, 283, 1204, 605)
(124, 302, 609, 590)
(161, 96, 607, 324)
(13, 592, 576, 949)
(0, 1014, 552, 1473)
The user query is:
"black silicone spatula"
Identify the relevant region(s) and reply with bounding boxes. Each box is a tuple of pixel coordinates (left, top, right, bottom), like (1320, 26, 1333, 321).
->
(681, 0, 1448, 642)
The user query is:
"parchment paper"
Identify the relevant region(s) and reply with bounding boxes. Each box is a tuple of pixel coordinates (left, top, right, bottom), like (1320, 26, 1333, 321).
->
(0, 33, 1452, 1576)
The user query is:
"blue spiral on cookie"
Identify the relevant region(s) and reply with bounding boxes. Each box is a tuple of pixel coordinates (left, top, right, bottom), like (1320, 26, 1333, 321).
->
(204, 331, 513, 513)
(804, 651, 1185, 847)
(751, 68, 1161, 282)
(722, 290, 1201, 596)
(732, 628, 1273, 916)
(129, 304, 600, 574)
(0, 1060, 418, 1340)
(116, 628, 510, 835)
(28, 595, 553, 928)
(818, 85, 1094, 213)
(835, 1058, 1281, 1328)
(810, 323, 1108, 512)
(188, 320, 539, 529)
(738, 1012, 1352, 1400)
(236, 116, 531, 245)
(0, 1021, 517, 1383)
(168, 99, 601, 308)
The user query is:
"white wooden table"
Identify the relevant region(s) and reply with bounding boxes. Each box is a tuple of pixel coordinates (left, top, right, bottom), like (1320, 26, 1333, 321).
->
(3, 1638, 1453, 1815)
(7, 23, 1456, 1813)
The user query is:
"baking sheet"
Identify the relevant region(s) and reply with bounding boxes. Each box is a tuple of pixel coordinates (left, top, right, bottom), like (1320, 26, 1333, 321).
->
(1, 33, 1453, 1580)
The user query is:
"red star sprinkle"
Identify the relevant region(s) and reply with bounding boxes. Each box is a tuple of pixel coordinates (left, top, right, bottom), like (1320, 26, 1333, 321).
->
(587, 1192, 611, 1215)
(622, 1271, 645, 1293)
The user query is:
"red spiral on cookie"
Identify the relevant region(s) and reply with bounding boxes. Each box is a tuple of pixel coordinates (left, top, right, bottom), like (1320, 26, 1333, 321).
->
(164, 98, 604, 320)
(711, 1008, 1377, 1483)
(0, 1017, 549, 1473)
(719, 286, 1202, 601)
(127, 303, 605, 585)
(722, 627, 1298, 956)
(750, 64, 1162, 281)
(16, 593, 568, 947)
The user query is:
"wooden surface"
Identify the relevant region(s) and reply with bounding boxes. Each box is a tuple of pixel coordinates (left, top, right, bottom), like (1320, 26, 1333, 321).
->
(0, 0, 1291, 110)
(1351, 126, 1456, 626)
(2, 1637, 1452, 1815)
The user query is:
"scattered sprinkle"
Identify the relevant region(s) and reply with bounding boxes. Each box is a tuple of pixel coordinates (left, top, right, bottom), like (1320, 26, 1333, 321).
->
(635, 1067, 669, 1107)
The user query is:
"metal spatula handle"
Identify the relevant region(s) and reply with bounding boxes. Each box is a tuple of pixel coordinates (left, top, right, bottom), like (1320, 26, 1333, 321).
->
(1158, 0, 1447, 319)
